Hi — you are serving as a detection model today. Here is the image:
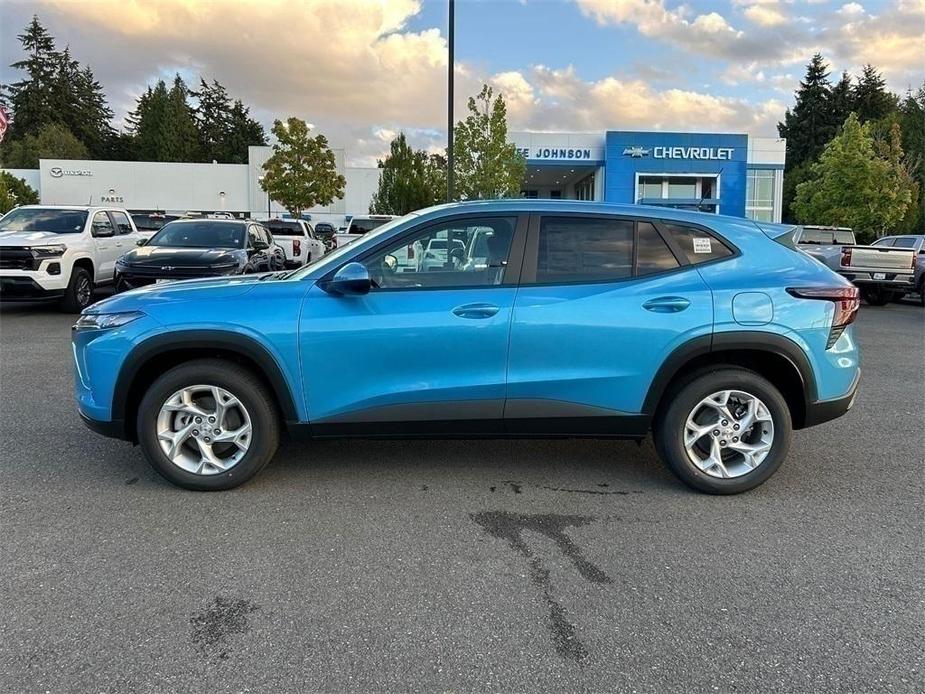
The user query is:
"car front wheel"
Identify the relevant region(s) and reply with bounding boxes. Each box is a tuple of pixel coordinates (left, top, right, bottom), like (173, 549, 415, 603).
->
(655, 368, 792, 494)
(137, 359, 280, 491)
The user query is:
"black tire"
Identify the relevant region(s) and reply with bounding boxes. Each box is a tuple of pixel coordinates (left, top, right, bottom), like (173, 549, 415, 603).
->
(136, 359, 280, 491)
(861, 286, 891, 306)
(919, 280, 925, 307)
(114, 274, 130, 294)
(654, 368, 793, 495)
(59, 266, 94, 313)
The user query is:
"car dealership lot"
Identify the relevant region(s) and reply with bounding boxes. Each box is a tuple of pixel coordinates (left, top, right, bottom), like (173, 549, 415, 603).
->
(0, 301, 922, 692)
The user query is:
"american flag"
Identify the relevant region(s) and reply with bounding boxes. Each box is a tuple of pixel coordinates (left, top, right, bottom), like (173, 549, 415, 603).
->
(0, 105, 9, 143)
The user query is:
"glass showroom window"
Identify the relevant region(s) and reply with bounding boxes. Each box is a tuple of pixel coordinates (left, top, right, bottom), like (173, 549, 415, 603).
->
(746, 170, 775, 222)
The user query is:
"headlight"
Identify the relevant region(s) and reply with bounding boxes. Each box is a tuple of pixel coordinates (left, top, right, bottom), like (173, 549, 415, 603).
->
(31, 245, 67, 258)
(74, 311, 145, 331)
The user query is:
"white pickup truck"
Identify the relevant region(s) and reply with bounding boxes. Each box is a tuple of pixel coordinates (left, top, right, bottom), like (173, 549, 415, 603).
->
(0, 205, 141, 312)
(795, 225, 917, 305)
(264, 218, 326, 268)
(334, 214, 398, 248)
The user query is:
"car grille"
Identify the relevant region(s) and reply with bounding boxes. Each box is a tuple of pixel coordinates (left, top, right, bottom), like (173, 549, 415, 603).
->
(0, 248, 38, 271)
(119, 264, 233, 278)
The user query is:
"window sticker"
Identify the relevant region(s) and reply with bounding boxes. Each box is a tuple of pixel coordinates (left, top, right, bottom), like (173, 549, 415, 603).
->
(692, 237, 713, 254)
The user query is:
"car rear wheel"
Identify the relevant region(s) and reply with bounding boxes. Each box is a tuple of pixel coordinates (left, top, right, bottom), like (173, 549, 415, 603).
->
(137, 359, 280, 491)
(60, 266, 94, 313)
(654, 368, 792, 494)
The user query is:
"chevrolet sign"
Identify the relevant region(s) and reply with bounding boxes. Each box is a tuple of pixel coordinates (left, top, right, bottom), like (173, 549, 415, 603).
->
(653, 146, 734, 160)
(623, 146, 651, 158)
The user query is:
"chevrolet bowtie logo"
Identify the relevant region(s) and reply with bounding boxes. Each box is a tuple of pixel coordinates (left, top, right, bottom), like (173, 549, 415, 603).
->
(160, 266, 175, 271)
(623, 146, 651, 158)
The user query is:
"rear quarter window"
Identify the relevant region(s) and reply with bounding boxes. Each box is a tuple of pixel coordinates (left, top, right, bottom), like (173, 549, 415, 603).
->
(664, 223, 733, 264)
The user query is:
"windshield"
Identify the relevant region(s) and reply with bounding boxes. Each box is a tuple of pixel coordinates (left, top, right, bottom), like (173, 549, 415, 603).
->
(287, 213, 414, 279)
(0, 208, 88, 234)
(148, 221, 245, 248)
(266, 221, 305, 237)
(349, 218, 391, 235)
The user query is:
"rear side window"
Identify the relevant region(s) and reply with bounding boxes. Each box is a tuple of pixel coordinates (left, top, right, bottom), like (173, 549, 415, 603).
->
(110, 211, 133, 235)
(636, 222, 680, 275)
(537, 217, 633, 282)
(893, 237, 917, 248)
(664, 223, 733, 264)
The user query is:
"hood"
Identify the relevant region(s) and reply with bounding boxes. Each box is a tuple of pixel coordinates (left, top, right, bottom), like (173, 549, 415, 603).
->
(0, 230, 76, 246)
(119, 245, 241, 267)
(88, 274, 269, 315)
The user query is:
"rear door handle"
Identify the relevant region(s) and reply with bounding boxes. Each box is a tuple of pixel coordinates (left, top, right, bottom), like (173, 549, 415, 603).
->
(643, 296, 691, 313)
(452, 303, 500, 319)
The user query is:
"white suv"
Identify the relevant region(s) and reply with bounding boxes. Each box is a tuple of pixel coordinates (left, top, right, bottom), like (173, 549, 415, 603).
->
(0, 205, 141, 312)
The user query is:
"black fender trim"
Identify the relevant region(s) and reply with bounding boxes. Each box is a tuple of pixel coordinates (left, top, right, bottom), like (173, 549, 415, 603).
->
(641, 331, 818, 418)
(113, 330, 300, 429)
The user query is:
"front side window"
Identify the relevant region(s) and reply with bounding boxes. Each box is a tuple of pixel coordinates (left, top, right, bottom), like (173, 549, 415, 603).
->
(91, 211, 114, 236)
(537, 217, 633, 283)
(664, 223, 734, 264)
(364, 216, 517, 289)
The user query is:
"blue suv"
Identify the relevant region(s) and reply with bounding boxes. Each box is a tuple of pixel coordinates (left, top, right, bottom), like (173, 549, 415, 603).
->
(73, 201, 861, 494)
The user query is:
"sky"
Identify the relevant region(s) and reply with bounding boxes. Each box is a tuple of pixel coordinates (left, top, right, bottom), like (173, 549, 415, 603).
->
(1, 0, 923, 165)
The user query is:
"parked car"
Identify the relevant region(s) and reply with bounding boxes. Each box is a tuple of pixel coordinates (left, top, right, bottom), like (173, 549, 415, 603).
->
(113, 218, 284, 292)
(795, 225, 916, 305)
(130, 213, 181, 238)
(0, 205, 140, 311)
(265, 218, 326, 268)
(313, 222, 338, 250)
(334, 214, 398, 248)
(75, 201, 861, 494)
(870, 234, 925, 306)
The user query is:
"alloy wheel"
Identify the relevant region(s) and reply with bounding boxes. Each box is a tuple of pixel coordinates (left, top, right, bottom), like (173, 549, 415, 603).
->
(76, 275, 92, 307)
(156, 385, 252, 475)
(683, 389, 774, 479)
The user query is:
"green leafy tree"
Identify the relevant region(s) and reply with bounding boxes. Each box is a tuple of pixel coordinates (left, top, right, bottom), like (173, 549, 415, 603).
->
(897, 84, 925, 231)
(793, 113, 914, 236)
(370, 132, 445, 214)
(2, 122, 88, 168)
(452, 84, 525, 200)
(0, 171, 40, 214)
(778, 54, 837, 169)
(852, 65, 897, 124)
(260, 117, 345, 217)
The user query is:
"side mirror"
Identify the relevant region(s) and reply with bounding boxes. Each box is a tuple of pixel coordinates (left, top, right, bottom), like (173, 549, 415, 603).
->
(323, 262, 372, 296)
(252, 240, 270, 251)
(135, 237, 147, 246)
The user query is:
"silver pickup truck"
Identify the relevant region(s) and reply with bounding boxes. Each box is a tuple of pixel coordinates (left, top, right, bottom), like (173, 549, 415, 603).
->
(795, 226, 917, 305)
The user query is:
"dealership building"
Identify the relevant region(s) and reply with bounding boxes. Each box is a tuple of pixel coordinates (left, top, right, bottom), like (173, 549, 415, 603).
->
(3, 130, 785, 224)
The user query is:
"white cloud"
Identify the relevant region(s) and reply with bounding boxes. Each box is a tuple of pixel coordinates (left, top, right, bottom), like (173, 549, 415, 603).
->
(743, 4, 789, 26)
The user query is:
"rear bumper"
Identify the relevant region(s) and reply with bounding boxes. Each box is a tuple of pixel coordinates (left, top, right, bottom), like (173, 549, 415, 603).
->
(803, 370, 860, 428)
(842, 271, 915, 286)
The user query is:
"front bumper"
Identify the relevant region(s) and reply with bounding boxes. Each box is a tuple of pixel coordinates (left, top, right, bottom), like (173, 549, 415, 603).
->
(803, 369, 860, 428)
(0, 276, 65, 301)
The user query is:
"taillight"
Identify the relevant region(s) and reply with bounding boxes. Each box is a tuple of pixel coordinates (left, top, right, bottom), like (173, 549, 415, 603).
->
(292, 238, 301, 256)
(840, 247, 852, 267)
(787, 286, 860, 349)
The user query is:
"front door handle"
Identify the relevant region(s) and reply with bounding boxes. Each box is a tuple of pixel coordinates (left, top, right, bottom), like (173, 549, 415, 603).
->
(452, 303, 500, 319)
(643, 296, 691, 313)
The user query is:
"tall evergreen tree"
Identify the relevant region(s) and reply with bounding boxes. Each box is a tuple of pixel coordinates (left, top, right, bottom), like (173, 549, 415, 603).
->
(853, 65, 896, 124)
(829, 71, 854, 127)
(777, 54, 837, 169)
(223, 99, 267, 164)
(2, 16, 59, 141)
(128, 76, 201, 162)
(127, 81, 170, 161)
(191, 79, 266, 163)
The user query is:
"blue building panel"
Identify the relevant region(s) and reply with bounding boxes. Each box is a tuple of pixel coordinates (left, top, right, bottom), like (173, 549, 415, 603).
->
(604, 131, 749, 217)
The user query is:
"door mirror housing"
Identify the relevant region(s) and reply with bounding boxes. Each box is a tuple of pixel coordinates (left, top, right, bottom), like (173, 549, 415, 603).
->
(251, 240, 270, 251)
(323, 262, 372, 296)
(135, 237, 147, 246)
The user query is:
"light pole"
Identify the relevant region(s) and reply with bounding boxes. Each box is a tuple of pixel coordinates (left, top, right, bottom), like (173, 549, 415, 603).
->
(446, 0, 455, 202)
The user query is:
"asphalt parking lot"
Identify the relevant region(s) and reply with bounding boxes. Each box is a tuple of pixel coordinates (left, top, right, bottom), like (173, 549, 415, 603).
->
(0, 297, 922, 693)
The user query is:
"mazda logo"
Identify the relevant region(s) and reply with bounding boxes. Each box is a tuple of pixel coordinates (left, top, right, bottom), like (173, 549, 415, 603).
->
(50, 167, 63, 178)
